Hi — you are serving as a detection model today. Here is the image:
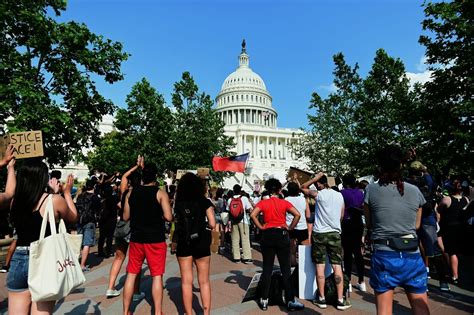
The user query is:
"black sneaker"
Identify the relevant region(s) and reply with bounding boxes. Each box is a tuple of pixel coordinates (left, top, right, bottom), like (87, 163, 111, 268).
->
(439, 281, 450, 292)
(336, 298, 352, 311)
(242, 259, 253, 264)
(0, 265, 9, 273)
(452, 277, 459, 285)
(259, 298, 268, 311)
(287, 298, 304, 311)
(312, 295, 327, 309)
(232, 258, 240, 263)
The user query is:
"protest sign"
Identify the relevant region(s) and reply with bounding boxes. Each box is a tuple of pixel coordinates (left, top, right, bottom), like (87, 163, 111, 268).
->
(287, 167, 313, 186)
(0, 131, 44, 160)
(197, 167, 210, 179)
(242, 272, 261, 303)
(298, 245, 332, 299)
(327, 176, 336, 188)
(176, 169, 196, 180)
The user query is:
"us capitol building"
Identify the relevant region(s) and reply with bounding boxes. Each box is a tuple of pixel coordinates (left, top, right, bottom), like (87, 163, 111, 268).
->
(217, 41, 306, 190)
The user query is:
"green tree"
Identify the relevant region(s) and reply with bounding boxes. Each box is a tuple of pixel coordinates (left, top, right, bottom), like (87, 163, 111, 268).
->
(352, 49, 421, 174)
(86, 74, 233, 176)
(0, 0, 128, 166)
(295, 53, 362, 175)
(418, 0, 473, 175)
(113, 78, 173, 173)
(170, 72, 234, 171)
(298, 50, 421, 175)
(85, 131, 136, 174)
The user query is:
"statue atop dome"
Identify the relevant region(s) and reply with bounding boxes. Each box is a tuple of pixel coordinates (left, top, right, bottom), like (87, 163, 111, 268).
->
(241, 39, 246, 53)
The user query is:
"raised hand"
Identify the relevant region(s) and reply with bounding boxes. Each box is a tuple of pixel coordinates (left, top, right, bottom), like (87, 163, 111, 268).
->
(1, 145, 15, 168)
(63, 174, 75, 195)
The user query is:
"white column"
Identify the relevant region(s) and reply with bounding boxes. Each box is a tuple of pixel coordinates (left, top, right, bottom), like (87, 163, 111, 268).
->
(256, 135, 259, 158)
(273, 137, 277, 159)
(266, 137, 269, 159)
(254, 136, 257, 158)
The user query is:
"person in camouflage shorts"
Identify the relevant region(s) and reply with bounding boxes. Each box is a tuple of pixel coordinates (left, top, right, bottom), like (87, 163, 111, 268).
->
(301, 173, 351, 311)
(311, 231, 343, 264)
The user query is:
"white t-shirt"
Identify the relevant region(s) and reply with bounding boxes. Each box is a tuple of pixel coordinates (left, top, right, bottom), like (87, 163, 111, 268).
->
(227, 195, 252, 225)
(285, 194, 308, 230)
(313, 188, 344, 233)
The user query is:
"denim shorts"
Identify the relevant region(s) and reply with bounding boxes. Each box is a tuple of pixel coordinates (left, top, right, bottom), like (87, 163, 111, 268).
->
(6, 248, 29, 292)
(370, 250, 427, 294)
(78, 222, 96, 247)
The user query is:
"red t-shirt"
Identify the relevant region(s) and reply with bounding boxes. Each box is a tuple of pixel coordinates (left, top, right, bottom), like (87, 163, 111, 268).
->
(255, 197, 293, 229)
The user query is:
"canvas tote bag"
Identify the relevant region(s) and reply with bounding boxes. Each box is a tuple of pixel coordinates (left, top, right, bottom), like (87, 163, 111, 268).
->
(28, 195, 86, 302)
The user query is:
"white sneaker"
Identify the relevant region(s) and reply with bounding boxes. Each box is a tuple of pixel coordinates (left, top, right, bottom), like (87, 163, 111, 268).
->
(353, 282, 367, 292)
(132, 292, 146, 302)
(106, 289, 121, 298)
(348, 283, 352, 292)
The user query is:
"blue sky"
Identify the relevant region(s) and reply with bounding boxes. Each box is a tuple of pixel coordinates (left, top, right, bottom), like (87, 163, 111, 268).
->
(59, 0, 429, 129)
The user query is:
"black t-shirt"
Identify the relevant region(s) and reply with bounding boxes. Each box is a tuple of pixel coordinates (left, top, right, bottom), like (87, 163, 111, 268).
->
(129, 185, 166, 243)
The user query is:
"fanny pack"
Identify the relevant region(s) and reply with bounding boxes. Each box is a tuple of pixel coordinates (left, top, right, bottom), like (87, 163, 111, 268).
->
(374, 237, 418, 251)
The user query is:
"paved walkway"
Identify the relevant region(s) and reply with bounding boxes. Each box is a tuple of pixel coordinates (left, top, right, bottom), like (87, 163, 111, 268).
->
(1, 244, 473, 314)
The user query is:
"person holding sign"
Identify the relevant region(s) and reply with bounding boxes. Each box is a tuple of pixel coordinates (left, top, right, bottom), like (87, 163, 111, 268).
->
(0, 145, 16, 210)
(7, 160, 78, 314)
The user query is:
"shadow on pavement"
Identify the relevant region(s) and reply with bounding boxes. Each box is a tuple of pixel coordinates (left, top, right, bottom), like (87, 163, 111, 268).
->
(165, 277, 203, 314)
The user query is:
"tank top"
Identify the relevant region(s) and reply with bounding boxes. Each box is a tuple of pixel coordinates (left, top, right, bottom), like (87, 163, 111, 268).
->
(128, 186, 165, 243)
(441, 196, 468, 226)
(16, 195, 56, 246)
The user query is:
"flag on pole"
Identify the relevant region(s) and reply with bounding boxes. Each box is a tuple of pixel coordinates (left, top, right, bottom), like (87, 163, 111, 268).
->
(212, 153, 249, 173)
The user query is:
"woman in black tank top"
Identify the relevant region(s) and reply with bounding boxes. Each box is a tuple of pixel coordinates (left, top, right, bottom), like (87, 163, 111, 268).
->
(438, 178, 469, 283)
(7, 160, 78, 315)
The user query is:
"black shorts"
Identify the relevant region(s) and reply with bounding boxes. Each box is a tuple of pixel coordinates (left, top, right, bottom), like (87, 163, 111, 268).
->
(441, 225, 463, 255)
(289, 229, 309, 244)
(176, 230, 211, 259)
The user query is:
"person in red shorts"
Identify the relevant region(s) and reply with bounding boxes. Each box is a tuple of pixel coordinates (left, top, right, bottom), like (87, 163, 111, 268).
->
(122, 161, 173, 315)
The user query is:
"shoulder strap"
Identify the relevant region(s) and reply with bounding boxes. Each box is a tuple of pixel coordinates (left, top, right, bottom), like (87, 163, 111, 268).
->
(39, 194, 57, 242)
(36, 194, 49, 211)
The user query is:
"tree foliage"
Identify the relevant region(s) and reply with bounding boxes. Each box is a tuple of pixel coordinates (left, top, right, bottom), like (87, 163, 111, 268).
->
(0, 0, 128, 166)
(297, 50, 420, 175)
(86, 73, 234, 175)
(169, 72, 234, 171)
(418, 0, 473, 175)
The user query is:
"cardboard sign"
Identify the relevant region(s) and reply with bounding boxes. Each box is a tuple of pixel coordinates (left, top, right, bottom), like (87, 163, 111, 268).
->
(176, 169, 196, 180)
(197, 167, 210, 179)
(287, 167, 313, 186)
(327, 176, 336, 188)
(0, 131, 44, 160)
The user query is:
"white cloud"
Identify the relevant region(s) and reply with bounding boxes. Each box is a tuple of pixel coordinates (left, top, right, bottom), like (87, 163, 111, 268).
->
(406, 70, 433, 85)
(406, 55, 433, 86)
(318, 83, 338, 93)
(416, 55, 429, 72)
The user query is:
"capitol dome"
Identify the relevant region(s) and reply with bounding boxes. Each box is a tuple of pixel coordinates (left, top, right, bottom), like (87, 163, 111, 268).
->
(216, 41, 277, 128)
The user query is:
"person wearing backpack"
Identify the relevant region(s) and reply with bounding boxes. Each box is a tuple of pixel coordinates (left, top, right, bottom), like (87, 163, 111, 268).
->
(250, 178, 304, 311)
(174, 172, 216, 315)
(227, 184, 253, 263)
(76, 179, 102, 272)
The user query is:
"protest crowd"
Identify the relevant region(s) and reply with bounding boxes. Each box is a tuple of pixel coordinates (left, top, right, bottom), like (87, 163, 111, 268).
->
(0, 144, 473, 315)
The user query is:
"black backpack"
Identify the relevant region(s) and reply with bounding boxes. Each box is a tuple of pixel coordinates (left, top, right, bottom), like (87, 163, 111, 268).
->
(76, 193, 96, 225)
(174, 200, 205, 244)
(324, 273, 350, 305)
